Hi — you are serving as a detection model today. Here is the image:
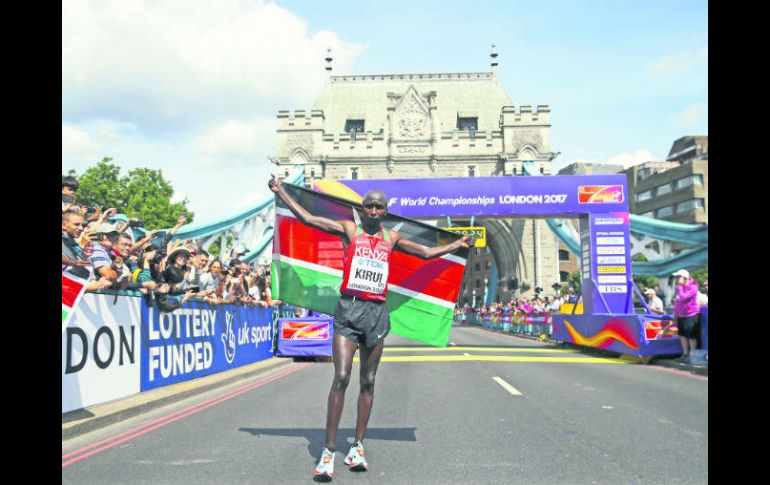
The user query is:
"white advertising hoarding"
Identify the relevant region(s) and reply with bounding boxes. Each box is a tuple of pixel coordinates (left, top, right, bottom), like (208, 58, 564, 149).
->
(62, 293, 142, 414)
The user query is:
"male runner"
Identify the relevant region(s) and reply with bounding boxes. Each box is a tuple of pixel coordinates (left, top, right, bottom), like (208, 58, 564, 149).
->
(268, 175, 470, 482)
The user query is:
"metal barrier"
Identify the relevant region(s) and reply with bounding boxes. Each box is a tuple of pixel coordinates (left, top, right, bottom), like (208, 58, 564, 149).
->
(454, 311, 554, 338)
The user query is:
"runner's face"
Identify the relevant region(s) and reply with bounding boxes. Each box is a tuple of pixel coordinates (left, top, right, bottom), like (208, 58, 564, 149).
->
(362, 193, 387, 222)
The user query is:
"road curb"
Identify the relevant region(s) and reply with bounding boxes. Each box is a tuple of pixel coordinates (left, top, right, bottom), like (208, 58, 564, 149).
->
(62, 357, 294, 441)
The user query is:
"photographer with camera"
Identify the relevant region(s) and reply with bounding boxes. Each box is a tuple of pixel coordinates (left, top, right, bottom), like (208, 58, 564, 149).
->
(113, 233, 157, 292)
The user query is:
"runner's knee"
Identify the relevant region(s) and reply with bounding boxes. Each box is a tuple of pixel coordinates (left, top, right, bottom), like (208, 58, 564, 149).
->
(332, 370, 351, 391)
(360, 373, 376, 394)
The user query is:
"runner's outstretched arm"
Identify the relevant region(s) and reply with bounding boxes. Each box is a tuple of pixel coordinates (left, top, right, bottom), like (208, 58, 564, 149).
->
(268, 174, 353, 237)
(392, 232, 471, 260)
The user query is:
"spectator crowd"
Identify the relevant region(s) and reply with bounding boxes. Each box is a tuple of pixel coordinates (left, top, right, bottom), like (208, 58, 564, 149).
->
(62, 175, 281, 312)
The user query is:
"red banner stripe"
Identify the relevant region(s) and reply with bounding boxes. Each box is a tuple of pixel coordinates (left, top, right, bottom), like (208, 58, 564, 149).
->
(276, 216, 465, 301)
(62, 274, 85, 308)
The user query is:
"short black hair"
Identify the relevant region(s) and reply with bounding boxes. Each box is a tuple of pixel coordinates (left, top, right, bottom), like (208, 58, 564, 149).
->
(62, 175, 79, 191)
(163, 265, 185, 285)
(196, 249, 209, 258)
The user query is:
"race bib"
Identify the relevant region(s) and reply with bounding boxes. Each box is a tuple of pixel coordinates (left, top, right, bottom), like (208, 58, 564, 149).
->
(346, 245, 389, 294)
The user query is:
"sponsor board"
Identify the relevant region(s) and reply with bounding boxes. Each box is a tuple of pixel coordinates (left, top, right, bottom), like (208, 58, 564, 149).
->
(598, 285, 627, 293)
(281, 320, 331, 340)
(578, 185, 624, 204)
(593, 216, 626, 225)
(596, 246, 626, 255)
(644, 320, 678, 340)
(597, 266, 627, 274)
(276, 317, 335, 357)
(141, 301, 273, 391)
(597, 275, 627, 284)
(597, 256, 626, 264)
(596, 237, 625, 245)
(62, 293, 141, 414)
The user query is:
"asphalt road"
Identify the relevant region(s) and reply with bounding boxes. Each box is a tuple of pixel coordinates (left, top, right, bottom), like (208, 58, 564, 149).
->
(62, 325, 708, 484)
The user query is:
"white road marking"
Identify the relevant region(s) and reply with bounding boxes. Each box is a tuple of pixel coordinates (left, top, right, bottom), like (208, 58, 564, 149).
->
(492, 376, 522, 396)
(463, 353, 470, 356)
(602, 406, 614, 409)
(449, 342, 456, 346)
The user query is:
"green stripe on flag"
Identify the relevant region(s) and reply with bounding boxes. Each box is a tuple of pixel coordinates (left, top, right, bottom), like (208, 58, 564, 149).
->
(276, 261, 342, 315)
(276, 260, 454, 347)
(62, 309, 68, 323)
(386, 291, 453, 347)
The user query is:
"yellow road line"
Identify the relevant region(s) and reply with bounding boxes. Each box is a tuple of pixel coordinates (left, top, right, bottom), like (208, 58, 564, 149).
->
(353, 355, 626, 364)
(383, 346, 573, 353)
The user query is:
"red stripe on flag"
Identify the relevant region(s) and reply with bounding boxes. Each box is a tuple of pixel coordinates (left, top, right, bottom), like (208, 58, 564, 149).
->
(389, 252, 465, 302)
(277, 217, 345, 270)
(276, 215, 466, 302)
(62, 274, 85, 308)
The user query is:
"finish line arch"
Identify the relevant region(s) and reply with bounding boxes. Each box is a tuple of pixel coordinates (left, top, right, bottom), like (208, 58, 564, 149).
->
(314, 174, 682, 358)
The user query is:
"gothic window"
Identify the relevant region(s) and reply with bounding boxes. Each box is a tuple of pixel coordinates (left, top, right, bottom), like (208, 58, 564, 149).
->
(457, 117, 478, 133)
(350, 167, 359, 180)
(468, 166, 476, 177)
(344, 120, 365, 140)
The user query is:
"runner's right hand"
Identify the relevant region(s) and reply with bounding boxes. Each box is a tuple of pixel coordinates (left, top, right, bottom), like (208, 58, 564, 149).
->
(268, 174, 282, 193)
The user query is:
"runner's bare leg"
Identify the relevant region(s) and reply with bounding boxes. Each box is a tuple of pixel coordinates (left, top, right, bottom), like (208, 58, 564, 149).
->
(325, 334, 358, 450)
(355, 340, 385, 442)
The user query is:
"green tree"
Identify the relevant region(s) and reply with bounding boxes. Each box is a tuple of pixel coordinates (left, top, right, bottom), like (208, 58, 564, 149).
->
(208, 241, 221, 258)
(66, 157, 194, 230)
(122, 167, 193, 230)
(691, 266, 708, 287)
(631, 253, 659, 290)
(73, 157, 126, 210)
(562, 270, 581, 293)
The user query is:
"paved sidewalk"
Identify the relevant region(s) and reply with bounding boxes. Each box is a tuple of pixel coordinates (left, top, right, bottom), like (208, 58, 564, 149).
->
(62, 357, 293, 441)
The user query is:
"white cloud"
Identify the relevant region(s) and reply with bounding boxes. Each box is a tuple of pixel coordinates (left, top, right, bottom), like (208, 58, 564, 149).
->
(647, 44, 708, 78)
(606, 149, 660, 168)
(672, 102, 708, 127)
(195, 117, 276, 169)
(558, 150, 660, 171)
(62, 0, 366, 221)
(62, 0, 366, 133)
(61, 124, 101, 166)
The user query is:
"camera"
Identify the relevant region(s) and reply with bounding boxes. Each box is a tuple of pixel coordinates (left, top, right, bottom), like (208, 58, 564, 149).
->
(128, 219, 145, 228)
(150, 231, 171, 250)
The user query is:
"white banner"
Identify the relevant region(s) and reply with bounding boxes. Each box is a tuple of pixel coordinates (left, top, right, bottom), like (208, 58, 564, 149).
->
(62, 293, 142, 414)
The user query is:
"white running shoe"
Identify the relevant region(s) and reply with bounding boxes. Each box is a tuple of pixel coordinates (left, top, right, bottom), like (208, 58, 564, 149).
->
(314, 448, 335, 481)
(344, 441, 368, 471)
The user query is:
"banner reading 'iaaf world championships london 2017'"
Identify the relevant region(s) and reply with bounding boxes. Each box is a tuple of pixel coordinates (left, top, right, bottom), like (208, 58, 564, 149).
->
(314, 174, 628, 218)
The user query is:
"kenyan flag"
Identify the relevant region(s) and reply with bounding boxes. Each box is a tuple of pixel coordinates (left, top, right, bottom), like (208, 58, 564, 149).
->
(272, 183, 468, 347)
(62, 272, 88, 326)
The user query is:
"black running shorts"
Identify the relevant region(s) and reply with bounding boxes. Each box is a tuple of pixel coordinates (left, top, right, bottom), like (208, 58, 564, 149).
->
(677, 315, 700, 339)
(334, 294, 390, 348)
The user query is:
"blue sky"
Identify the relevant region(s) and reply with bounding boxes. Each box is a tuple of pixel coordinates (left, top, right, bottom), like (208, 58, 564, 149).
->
(62, 0, 707, 222)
